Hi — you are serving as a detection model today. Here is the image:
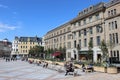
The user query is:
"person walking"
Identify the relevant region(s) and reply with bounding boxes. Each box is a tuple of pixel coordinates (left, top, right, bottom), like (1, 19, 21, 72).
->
(82, 64, 86, 72)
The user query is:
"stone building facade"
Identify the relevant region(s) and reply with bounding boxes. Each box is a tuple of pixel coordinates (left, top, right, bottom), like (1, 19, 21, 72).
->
(0, 39, 12, 57)
(44, 0, 120, 63)
(11, 36, 42, 57)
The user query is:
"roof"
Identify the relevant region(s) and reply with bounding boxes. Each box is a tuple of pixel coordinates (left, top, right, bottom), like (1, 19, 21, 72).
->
(19, 37, 42, 42)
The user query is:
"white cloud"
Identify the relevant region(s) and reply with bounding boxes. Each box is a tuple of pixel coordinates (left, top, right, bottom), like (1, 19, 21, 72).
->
(0, 4, 8, 9)
(0, 23, 18, 32)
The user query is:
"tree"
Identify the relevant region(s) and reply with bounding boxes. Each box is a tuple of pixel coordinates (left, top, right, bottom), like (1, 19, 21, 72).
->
(77, 44, 81, 60)
(29, 46, 44, 58)
(88, 40, 93, 62)
(107, 40, 115, 53)
(61, 47, 66, 60)
(107, 40, 115, 64)
(46, 48, 54, 59)
(99, 40, 108, 63)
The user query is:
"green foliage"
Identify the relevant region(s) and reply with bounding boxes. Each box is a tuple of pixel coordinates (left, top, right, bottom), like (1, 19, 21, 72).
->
(88, 40, 93, 50)
(107, 40, 115, 50)
(99, 40, 108, 62)
(88, 40, 93, 62)
(94, 62, 105, 67)
(29, 46, 44, 58)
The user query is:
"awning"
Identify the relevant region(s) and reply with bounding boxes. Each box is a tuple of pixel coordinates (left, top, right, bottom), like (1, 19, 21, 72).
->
(79, 50, 93, 54)
(52, 52, 61, 56)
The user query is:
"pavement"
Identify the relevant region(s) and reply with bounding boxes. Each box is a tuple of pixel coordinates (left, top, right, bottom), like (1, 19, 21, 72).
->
(0, 58, 120, 80)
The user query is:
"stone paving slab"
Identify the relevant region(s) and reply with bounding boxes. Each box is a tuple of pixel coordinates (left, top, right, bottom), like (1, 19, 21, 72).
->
(0, 59, 120, 80)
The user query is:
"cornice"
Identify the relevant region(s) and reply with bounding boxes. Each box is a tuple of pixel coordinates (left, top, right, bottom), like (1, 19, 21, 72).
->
(105, 13, 120, 20)
(44, 31, 71, 40)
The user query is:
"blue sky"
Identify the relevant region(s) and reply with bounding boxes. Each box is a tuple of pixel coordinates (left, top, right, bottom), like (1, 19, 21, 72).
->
(0, 0, 109, 41)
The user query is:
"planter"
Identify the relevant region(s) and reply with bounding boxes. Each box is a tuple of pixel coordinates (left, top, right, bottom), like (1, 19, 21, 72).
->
(107, 67, 118, 74)
(94, 66, 107, 73)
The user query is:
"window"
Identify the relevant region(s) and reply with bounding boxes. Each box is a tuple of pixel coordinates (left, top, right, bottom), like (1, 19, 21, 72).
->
(108, 11, 110, 17)
(83, 19, 86, 25)
(79, 39, 81, 48)
(113, 33, 115, 44)
(110, 51, 113, 57)
(89, 27, 93, 34)
(111, 10, 113, 16)
(96, 25, 102, 33)
(78, 21, 81, 26)
(114, 9, 116, 15)
(64, 29, 66, 33)
(90, 37, 93, 46)
(96, 14, 100, 20)
(60, 30, 62, 34)
(117, 51, 119, 60)
(84, 29, 87, 36)
(60, 37, 62, 41)
(57, 32, 59, 35)
(109, 34, 112, 43)
(89, 16, 92, 22)
(64, 42, 66, 47)
(67, 27, 71, 31)
(109, 21, 117, 30)
(23, 50, 24, 53)
(79, 30, 81, 37)
(67, 34, 71, 40)
(114, 51, 116, 57)
(64, 35, 66, 40)
(84, 38, 87, 47)
(112, 22, 114, 29)
(74, 40, 76, 48)
(115, 21, 117, 29)
(109, 22, 111, 30)
(68, 52, 71, 58)
(67, 42, 71, 49)
(73, 32, 76, 39)
(116, 33, 119, 44)
(96, 36, 100, 46)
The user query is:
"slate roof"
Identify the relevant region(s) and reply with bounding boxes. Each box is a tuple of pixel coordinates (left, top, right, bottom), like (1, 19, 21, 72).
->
(19, 37, 42, 42)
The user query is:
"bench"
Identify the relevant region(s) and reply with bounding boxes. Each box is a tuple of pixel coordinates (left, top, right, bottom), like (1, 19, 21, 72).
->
(85, 68, 93, 72)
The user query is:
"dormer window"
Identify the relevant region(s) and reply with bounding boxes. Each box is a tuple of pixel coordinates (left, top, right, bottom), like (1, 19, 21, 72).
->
(84, 10, 86, 14)
(90, 6, 93, 10)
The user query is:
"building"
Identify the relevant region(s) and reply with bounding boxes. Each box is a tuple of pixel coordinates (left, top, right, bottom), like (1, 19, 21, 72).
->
(105, 0, 120, 63)
(0, 39, 12, 57)
(44, 22, 72, 59)
(11, 36, 42, 58)
(11, 36, 19, 57)
(69, 2, 105, 62)
(44, 0, 120, 63)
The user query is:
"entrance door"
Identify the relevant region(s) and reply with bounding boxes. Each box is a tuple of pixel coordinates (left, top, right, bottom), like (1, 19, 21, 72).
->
(74, 54, 76, 60)
(97, 54, 101, 62)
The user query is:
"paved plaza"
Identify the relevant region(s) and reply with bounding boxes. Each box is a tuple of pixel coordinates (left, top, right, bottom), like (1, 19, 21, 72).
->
(0, 59, 120, 80)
